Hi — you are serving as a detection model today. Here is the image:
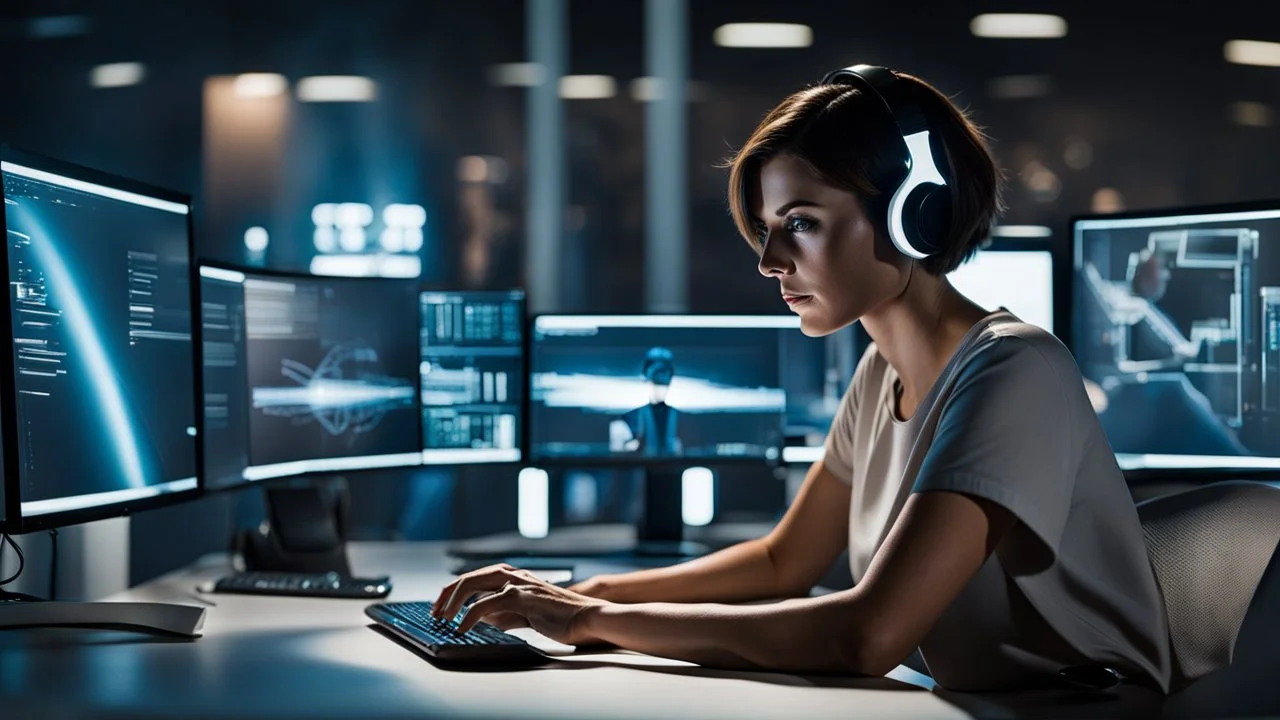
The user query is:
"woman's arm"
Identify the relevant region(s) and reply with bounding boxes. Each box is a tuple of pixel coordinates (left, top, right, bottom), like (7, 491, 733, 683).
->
(571, 460, 851, 604)
(576, 490, 1013, 674)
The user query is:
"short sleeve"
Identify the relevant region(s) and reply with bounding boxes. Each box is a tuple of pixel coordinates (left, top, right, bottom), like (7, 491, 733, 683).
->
(822, 344, 879, 483)
(912, 336, 1079, 557)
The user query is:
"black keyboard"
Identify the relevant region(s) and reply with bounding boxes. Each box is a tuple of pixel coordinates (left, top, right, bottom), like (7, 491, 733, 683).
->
(207, 571, 392, 599)
(365, 600, 548, 666)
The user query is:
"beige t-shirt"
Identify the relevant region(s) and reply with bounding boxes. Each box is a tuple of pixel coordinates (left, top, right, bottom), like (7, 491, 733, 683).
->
(823, 310, 1173, 692)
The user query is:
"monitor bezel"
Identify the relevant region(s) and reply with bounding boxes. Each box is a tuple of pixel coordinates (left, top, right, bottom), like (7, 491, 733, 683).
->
(0, 145, 203, 534)
(1069, 198, 1280, 480)
(416, 286, 528, 467)
(196, 260, 426, 494)
(526, 311, 797, 469)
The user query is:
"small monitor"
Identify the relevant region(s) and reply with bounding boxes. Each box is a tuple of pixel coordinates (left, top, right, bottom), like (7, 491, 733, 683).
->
(778, 327, 861, 465)
(529, 315, 794, 465)
(1073, 203, 1280, 472)
(0, 149, 199, 531)
(199, 265, 421, 487)
(948, 240, 1055, 333)
(420, 290, 525, 465)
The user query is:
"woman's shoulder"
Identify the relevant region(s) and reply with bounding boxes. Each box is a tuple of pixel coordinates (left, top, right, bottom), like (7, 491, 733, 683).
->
(963, 314, 1080, 385)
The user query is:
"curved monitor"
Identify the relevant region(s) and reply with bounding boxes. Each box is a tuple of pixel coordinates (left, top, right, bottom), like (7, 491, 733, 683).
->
(529, 314, 794, 466)
(200, 264, 421, 490)
(1073, 202, 1280, 474)
(0, 148, 199, 532)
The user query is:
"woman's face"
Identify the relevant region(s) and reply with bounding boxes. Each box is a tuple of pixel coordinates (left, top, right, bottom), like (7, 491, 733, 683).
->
(751, 154, 907, 336)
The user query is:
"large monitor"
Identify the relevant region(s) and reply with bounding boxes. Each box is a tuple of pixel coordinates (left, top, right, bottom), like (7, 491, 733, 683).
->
(1073, 202, 1280, 473)
(948, 240, 1055, 333)
(529, 315, 794, 465)
(199, 265, 421, 489)
(0, 148, 199, 532)
(420, 290, 524, 465)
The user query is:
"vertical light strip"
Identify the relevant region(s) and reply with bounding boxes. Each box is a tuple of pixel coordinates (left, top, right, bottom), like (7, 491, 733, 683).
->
(525, 0, 567, 313)
(645, 0, 689, 313)
(518, 467, 550, 538)
(681, 466, 714, 526)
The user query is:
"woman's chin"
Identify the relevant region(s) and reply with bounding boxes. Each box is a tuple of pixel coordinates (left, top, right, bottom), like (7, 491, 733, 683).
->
(798, 306, 857, 337)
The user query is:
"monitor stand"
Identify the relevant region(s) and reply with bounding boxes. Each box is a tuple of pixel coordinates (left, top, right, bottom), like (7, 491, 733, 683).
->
(236, 478, 353, 576)
(632, 468, 707, 558)
(0, 591, 206, 637)
(448, 467, 708, 563)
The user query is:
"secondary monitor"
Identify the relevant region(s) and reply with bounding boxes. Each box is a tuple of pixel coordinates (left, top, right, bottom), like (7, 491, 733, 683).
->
(529, 315, 795, 465)
(948, 240, 1055, 334)
(0, 148, 199, 531)
(199, 265, 421, 488)
(778, 326, 861, 466)
(419, 290, 525, 465)
(1074, 202, 1280, 472)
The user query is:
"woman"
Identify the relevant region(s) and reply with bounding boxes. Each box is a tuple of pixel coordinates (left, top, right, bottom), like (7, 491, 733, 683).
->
(433, 65, 1172, 692)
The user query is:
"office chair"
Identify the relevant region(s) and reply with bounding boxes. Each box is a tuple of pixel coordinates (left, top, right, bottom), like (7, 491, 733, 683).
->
(1136, 481, 1280, 693)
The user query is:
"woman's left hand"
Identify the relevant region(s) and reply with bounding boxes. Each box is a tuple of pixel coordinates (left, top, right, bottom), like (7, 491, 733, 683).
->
(432, 563, 610, 646)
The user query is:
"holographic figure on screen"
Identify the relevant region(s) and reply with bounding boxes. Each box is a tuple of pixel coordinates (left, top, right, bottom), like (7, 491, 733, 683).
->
(609, 346, 683, 456)
(252, 343, 416, 436)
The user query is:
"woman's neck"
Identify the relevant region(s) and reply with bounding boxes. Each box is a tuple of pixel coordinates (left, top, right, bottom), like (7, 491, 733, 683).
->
(861, 270, 991, 417)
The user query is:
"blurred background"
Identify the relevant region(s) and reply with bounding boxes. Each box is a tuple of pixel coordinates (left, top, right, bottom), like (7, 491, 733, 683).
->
(3, 0, 1280, 582)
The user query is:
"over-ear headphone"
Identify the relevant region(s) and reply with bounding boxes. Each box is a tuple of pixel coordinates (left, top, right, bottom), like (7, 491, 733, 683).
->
(820, 64, 952, 260)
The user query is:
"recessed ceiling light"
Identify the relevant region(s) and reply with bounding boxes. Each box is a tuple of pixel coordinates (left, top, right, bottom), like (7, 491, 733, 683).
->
(559, 75, 616, 100)
(991, 225, 1052, 238)
(713, 23, 812, 48)
(233, 73, 287, 99)
(90, 62, 145, 88)
(1231, 101, 1275, 127)
(1225, 40, 1280, 67)
(988, 74, 1052, 99)
(488, 63, 546, 87)
(297, 76, 376, 102)
(970, 14, 1067, 39)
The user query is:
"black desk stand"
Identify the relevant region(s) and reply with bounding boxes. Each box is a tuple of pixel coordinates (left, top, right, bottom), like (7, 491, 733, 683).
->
(237, 478, 353, 576)
(448, 467, 708, 563)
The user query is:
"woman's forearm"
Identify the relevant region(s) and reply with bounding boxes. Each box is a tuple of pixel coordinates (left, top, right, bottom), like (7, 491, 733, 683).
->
(580, 594, 874, 675)
(589, 538, 798, 604)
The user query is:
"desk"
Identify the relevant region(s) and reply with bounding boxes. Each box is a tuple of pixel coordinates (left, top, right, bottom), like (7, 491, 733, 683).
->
(0, 542, 1162, 719)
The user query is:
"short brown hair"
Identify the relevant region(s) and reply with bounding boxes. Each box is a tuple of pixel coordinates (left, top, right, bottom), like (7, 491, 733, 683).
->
(727, 72, 1005, 276)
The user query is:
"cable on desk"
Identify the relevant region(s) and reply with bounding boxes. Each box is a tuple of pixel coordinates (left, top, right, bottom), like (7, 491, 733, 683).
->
(1, 533, 25, 587)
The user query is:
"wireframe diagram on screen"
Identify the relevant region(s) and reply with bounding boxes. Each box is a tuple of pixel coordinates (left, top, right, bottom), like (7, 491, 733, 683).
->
(530, 316, 792, 462)
(241, 274, 420, 478)
(420, 290, 524, 464)
(2, 159, 197, 517)
(1075, 209, 1280, 465)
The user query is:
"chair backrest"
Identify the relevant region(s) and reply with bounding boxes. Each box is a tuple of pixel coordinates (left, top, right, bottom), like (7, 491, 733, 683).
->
(1137, 481, 1280, 690)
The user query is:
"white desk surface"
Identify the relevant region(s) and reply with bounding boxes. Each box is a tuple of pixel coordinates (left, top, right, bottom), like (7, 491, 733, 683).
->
(0, 542, 1162, 719)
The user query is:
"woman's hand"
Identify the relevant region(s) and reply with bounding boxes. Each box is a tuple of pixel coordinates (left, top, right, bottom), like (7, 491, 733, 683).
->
(566, 574, 621, 601)
(432, 564, 609, 646)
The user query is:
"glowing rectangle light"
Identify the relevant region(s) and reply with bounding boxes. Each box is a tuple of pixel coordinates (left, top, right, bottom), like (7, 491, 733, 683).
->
(970, 14, 1067, 39)
(713, 23, 812, 48)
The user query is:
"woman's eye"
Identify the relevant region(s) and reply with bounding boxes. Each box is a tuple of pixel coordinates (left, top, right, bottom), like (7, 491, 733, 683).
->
(785, 216, 815, 234)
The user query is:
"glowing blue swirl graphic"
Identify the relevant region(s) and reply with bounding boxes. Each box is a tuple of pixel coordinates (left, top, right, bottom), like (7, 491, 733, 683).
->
(7, 210, 147, 488)
(252, 344, 415, 435)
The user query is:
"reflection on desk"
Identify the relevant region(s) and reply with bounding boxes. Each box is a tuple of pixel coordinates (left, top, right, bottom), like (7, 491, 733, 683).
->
(0, 541, 1220, 719)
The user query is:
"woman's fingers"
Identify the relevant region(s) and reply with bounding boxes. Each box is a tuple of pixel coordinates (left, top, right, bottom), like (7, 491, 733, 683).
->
(433, 564, 520, 620)
(456, 585, 521, 634)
